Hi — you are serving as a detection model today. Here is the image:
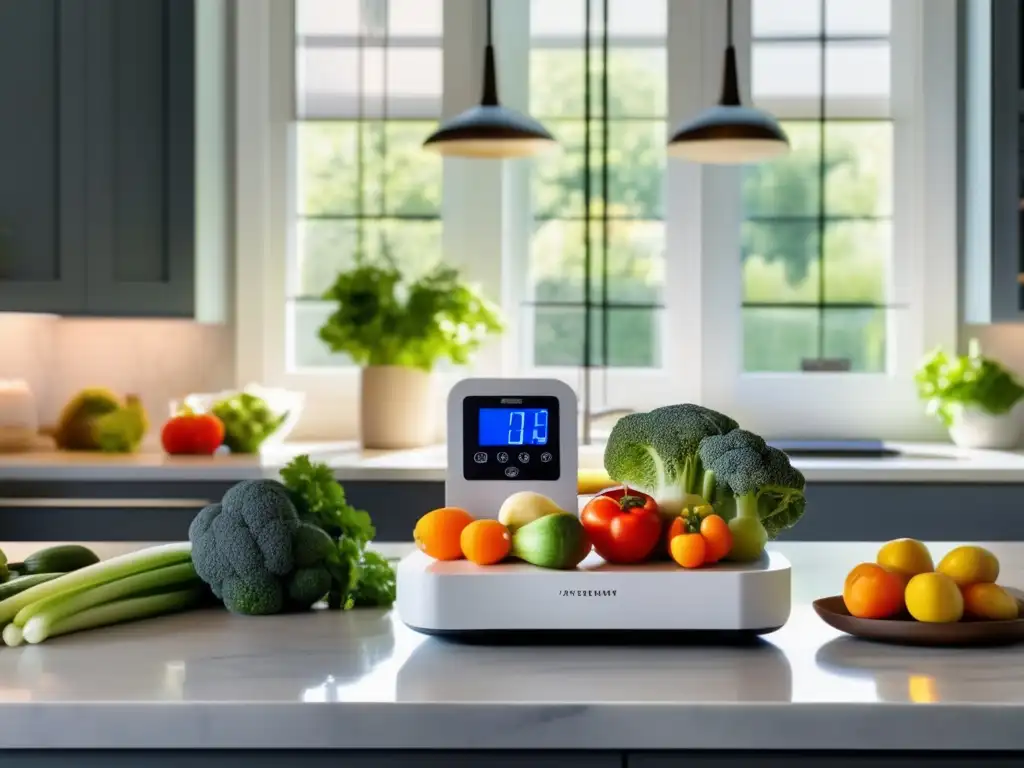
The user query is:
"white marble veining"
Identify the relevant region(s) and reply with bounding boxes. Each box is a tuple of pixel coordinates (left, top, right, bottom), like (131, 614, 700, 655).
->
(3, 440, 1024, 483)
(0, 541, 1022, 750)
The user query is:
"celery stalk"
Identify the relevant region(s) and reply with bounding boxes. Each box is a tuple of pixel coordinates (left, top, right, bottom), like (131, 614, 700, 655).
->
(0, 542, 192, 626)
(22, 587, 205, 645)
(14, 561, 200, 629)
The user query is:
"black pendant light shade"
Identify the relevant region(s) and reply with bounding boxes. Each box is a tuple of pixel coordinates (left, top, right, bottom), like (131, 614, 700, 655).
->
(667, 0, 789, 164)
(423, 0, 556, 158)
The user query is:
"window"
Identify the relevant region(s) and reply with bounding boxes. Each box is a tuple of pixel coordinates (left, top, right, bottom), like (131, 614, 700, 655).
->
(291, 0, 444, 368)
(238, 0, 956, 441)
(743, 0, 893, 373)
(526, 0, 667, 371)
(698, 0, 957, 439)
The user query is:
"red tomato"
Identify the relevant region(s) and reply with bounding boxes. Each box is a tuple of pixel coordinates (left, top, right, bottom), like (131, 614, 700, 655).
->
(580, 492, 662, 564)
(161, 411, 225, 455)
(595, 485, 659, 514)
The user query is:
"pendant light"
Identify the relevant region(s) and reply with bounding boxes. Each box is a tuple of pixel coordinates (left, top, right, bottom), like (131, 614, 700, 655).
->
(422, 0, 557, 158)
(667, 0, 789, 164)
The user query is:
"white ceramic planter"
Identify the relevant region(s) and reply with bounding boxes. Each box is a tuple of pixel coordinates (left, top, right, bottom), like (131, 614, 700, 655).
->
(947, 402, 1024, 450)
(359, 365, 435, 450)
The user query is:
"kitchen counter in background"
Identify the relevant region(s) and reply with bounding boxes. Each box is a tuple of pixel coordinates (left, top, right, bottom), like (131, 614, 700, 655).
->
(0, 541, 1023, 763)
(2, 442, 1024, 545)
(4, 440, 1024, 482)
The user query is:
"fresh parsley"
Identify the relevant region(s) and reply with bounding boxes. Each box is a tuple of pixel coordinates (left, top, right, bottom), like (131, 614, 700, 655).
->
(280, 455, 395, 609)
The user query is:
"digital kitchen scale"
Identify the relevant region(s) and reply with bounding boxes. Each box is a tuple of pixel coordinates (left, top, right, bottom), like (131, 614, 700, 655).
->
(396, 377, 792, 641)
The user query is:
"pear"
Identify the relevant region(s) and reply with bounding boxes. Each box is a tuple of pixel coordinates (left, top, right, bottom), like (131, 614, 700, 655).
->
(498, 491, 564, 532)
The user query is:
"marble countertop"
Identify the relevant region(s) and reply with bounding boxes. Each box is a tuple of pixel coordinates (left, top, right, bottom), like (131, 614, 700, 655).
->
(0, 541, 1023, 750)
(3, 441, 1024, 483)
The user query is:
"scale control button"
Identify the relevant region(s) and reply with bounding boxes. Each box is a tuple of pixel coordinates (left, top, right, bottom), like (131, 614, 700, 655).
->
(497, 451, 509, 463)
(540, 452, 553, 463)
(518, 452, 530, 463)
(473, 452, 488, 464)
(505, 466, 519, 478)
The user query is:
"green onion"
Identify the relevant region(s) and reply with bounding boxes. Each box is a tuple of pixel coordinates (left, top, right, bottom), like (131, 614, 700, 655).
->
(2, 623, 22, 647)
(13, 561, 200, 629)
(0, 542, 192, 626)
(22, 587, 205, 645)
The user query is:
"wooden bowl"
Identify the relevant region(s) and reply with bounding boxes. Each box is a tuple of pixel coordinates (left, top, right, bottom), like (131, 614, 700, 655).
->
(813, 595, 1024, 647)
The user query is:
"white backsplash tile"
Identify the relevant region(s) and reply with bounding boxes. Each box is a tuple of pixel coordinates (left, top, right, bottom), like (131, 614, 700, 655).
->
(0, 315, 234, 445)
(0, 314, 1020, 449)
(0, 314, 59, 416)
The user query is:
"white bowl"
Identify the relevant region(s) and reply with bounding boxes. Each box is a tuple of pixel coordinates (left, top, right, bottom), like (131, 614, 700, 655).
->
(175, 384, 305, 449)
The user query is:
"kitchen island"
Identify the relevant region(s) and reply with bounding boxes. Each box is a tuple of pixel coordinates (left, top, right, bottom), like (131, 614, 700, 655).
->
(0, 542, 1022, 765)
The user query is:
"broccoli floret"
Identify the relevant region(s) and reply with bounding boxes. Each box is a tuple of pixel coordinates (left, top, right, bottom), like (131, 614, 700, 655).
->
(287, 567, 334, 607)
(697, 430, 806, 539)
(603, 404, 739, 497)
(189, 479, 334, 615)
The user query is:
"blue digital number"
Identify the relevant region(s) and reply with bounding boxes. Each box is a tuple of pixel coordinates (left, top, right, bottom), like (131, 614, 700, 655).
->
(507, 411, 525, 445)
(531, 410, 548, 445)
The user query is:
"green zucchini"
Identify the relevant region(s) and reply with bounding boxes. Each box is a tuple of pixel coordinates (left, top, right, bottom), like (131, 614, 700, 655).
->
(21, 545, 100, 575)
(0, 573, 64, 601)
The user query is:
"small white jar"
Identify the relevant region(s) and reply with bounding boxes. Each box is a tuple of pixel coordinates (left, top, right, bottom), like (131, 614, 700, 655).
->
(0, 379, 39, 452)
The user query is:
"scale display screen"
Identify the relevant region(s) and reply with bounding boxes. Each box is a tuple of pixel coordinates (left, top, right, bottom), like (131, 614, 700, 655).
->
(478, 408, 549, 447)
(461, 395, 561, 482)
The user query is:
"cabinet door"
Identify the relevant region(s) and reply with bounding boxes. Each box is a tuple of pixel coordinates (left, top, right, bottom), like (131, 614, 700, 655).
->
(0, 0, 87, 313)
(83, 0, 195, 317)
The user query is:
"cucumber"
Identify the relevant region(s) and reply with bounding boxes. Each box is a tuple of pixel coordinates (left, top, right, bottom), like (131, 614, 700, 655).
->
(0, 573, 64, 601)
(21, 545, 100, 575)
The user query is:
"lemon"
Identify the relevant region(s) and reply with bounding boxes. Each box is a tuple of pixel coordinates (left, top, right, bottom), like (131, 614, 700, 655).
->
(877, 538, 934, 579)
(962, 583, 1020, 621)
(936, 546, 1000, 586)
(905, 572, 964, 623)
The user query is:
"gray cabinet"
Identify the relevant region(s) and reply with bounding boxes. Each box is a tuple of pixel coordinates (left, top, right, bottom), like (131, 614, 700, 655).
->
(82, 0, 196, 317)
(962, 0, 1024, 322)
(0, 0, 226, 319)
(629, 756, 1024, 767)
(0, 753, 622, 767)
(0, 0, 87, 313)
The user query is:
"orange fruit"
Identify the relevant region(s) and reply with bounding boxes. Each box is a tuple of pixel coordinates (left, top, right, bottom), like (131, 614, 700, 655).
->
(842, 562, 904, 619)
(414, 507, 474, 561)
(460, 519, 512, 565)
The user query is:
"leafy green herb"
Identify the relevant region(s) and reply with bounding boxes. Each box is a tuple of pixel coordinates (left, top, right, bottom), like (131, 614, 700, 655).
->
(317, 261, 503, 371)
(351, 551, 397, 608)
(915, 339, 1024, 426)
(280, 456, 395, 609)
(281, 455, 374, 546)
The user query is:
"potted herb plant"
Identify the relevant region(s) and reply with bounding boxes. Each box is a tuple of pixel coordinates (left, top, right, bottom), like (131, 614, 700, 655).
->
(915, 339, 1024, 449)
(319, 260, 503, 449)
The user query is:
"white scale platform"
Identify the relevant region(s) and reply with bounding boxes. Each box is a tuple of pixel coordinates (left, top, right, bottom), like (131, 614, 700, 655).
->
(398, 550, 792, 640)
(396, 377, 793, 641)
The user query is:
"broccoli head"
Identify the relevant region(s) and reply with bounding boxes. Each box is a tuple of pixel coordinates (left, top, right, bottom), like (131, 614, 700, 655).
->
(188, 479, 335, 615)
(697, 430, 806, 539)
(603, 404, 739, 498)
